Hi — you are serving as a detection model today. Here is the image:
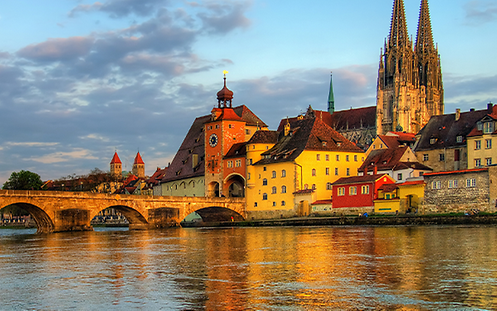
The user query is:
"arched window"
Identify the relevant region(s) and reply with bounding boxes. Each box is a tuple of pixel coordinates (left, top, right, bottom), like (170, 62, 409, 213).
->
(271, 186, 277, 194)
(326, 182, 332, 190)
(263, 193, 268, 200)
(281, 185, 287, 194)
(263, 178, 268, 186)
(312, 169, 316, 176)
(281, 201, 286, 206)
(312, 184, 316, 190)
(281, 170, 286, 177)
(272, 171, 276, 178)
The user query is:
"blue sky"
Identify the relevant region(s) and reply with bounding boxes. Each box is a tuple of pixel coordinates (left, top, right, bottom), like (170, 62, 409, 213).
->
(0, 0, 496, 185)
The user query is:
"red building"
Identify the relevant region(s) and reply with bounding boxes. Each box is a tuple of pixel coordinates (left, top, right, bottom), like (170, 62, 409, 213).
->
(332, 174, 395, 209)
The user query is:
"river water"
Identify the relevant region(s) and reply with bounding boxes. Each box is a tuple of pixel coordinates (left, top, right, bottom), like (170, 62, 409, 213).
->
(1, 225, 496, 310)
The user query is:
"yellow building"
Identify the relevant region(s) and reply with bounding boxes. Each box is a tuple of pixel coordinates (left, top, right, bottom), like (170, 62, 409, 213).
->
(374, 180, 425, 214)
(246, 108, 365, 220)
(467, 106, 497, 169)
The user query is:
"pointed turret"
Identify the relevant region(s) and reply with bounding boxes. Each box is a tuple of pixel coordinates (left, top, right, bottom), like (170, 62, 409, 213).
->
(132, 152, 145, 178)
(415, 0, 435, 56)
(110, 152, 122, 179)
(388, 0, 409, 49)
(327, 73, 335, 114)
(217, 71, 234, 108)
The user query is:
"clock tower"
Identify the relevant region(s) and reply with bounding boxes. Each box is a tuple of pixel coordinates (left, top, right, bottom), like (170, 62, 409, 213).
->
(205, 73, 246, 197)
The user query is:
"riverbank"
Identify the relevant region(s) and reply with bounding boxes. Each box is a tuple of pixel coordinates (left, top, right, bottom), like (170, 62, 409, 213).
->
(182, 214, 497, 228)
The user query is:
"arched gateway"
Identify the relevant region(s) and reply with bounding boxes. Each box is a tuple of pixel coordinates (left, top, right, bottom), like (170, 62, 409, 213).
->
(0, 190, 245, 233)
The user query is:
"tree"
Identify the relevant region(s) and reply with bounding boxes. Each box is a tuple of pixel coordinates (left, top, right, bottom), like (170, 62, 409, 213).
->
(2, 170, 43, 190)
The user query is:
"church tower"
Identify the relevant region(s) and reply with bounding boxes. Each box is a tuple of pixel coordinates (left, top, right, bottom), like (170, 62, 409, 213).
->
(132, 152, 145, 178)
(110, 152, 122, 179)
(376, 0, 443, 135)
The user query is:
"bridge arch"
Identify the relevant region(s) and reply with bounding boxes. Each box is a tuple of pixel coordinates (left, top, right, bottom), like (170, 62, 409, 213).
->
(224, 173, 246, 198)
(0, 202, 54, 233)
(91, 205, 148, 227)
(187, 206, 245, 223)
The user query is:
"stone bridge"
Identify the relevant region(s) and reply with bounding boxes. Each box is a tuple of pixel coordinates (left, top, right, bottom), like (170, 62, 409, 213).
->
(0, 190, 246, 233)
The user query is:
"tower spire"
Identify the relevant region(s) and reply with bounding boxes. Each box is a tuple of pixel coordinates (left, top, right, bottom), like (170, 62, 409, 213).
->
(327, 72, 335, 114)
(415, 0, 435, 56)
(217, 70, 234, 108)
(388, 0, 409, 49)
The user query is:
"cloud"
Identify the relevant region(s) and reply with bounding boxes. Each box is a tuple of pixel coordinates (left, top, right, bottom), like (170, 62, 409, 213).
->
(69, 0, 170, 18)
(29, 149, 98, 164)
(5, 142, 59, 148)
(196, 0, 252, 34)
(17, 37, 95, 62)
(464, 1, 497, 24)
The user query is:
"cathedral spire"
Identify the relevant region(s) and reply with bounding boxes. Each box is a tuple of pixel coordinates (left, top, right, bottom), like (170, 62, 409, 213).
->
(327, 73, 335, 114)
(415, 0, 435, 55)
(388, 0, 409, 49)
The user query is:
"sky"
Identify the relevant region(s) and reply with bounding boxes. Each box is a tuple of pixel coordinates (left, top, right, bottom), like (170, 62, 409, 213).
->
(0, 0, 496, 185)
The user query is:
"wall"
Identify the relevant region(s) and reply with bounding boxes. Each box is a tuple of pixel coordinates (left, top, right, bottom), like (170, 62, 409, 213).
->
(160, 177, 205, 197)
(467, 135, 495, 169)
(416, 147, 467, 172)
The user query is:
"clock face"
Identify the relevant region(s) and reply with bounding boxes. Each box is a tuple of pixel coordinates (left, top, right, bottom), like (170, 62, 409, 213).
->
(209, 133, 218, 147)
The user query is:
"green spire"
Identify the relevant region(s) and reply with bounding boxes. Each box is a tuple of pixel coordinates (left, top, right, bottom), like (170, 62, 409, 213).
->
(328, 73, 335, 114)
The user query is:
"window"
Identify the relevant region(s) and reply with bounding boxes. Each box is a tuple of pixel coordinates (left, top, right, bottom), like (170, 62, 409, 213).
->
(263, 178, 268, 186)
(386, 194, 391, 199)
(325, 168, 330, 175)
(349, 186, 357, 195)
(304, 184, 309, 190)
(423, 154, 429, 161)
(439, 154, 445, 161)
(235, 160, 242, 167)
(281, 185, 287, 193)
(475, 159, 481, 167)
(326, 182, 332, 190)
(456, 136, 463, 143)
(216, 124, 219, 129)
(484, 122, 494, 134)
(263, 193, 268, 200)
(281, 201, 286, 206)
(272, 171, 276, 178)
(487, 158, 493, 166)
(228, 124, 232, 129)
(281, 170, 286, 177)
(354, 155, 358, 162)
(312, 169, 316, 176)
(317, 154, 321, 161)
(249, 159, 253, 165)
(430, 138, 437, 145)
(326, 154, 329, 161)
(271, 186, 277, 194)
(346, 168, 350, 176)
(263, 167, 267, 171)
(448, 180, 458, 189)
(432, 181, 441, 189)
(466, 178, 476, 188)
(254, 202, 258, 207)
(248, 173, 251, 180)
(335, 168, 339, 176)
(336, 155, 340, 161)
(486, 139, 492, 149)
(338, 187, 345, 196)
(312, 184, 316, 190)
(346, 155, 350, 162)
(361, 185, 370, 194)
(272, 202, 276, 207)
(397, 173, 403, 181)
(475, 140, 481, 150)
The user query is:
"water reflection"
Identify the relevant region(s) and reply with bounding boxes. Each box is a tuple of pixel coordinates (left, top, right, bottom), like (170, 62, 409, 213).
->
(0, 226, 496, 310)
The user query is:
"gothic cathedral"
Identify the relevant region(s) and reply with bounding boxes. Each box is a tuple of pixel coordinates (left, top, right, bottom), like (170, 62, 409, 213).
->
(376, 0, 443, 135)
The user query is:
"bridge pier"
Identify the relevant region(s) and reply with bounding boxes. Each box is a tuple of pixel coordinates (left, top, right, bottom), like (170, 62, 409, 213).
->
(53, 209, 93, 233)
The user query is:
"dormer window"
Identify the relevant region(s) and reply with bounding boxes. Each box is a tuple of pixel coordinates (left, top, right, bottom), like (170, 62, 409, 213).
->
(477, 122, 483, 131)
(483, 122, 494, 134)
(430, 138, 437, 145)
(456, 136, 463, 143)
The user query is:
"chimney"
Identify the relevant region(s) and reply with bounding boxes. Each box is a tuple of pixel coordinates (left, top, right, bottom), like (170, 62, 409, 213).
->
(488, 103, 494, 113)
(374, 165, 378, 175)
(455, 109, 461, 121)
(364, 166, 368, 175)
(470, 108, 475, 112)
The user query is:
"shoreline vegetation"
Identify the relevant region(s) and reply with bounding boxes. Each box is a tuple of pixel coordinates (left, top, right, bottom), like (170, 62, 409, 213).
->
(3, 214, 497, 230)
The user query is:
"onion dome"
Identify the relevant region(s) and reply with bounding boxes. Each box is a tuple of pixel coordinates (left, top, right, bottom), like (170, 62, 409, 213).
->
(217, 73, 233, 108)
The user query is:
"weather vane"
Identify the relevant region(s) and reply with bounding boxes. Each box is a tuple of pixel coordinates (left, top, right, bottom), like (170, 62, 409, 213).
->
(223, 70, 229, 78)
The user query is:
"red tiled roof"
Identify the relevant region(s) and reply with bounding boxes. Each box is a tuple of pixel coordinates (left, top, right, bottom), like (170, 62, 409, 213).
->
(332, 174, 389, 185)
(224, 142, 247, 159)
(110, 152, 122, 164)
(398, 180, 425, 186)
(378, 184, 398, 192)
(293, 189, 315, 194)
(359, 147, 409, 172)
(312, 199, 333, 205)
(248, 130, 279, 144)
(423, 168, 488, 176)
(134, 152, 144, 165)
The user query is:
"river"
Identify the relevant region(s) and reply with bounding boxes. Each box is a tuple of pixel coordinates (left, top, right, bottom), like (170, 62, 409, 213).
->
(0, 225, 496, 310)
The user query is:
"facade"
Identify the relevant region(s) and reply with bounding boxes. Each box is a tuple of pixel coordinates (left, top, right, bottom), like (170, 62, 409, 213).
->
(422, 167, 497, 214)
(332, 174, 395, 214)
(376, 0, 443, 135)
(366, 132, 416, 156)
(160, 76, 267, 198)
(374, 179, 425, 214)
(414, 105, 492, 172)
(467, 104, 497, 169)
(246, 107, 365, 219)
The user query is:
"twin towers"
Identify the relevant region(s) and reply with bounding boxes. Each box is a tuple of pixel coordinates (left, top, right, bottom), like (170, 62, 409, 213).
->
(376, 0, 443, 135)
